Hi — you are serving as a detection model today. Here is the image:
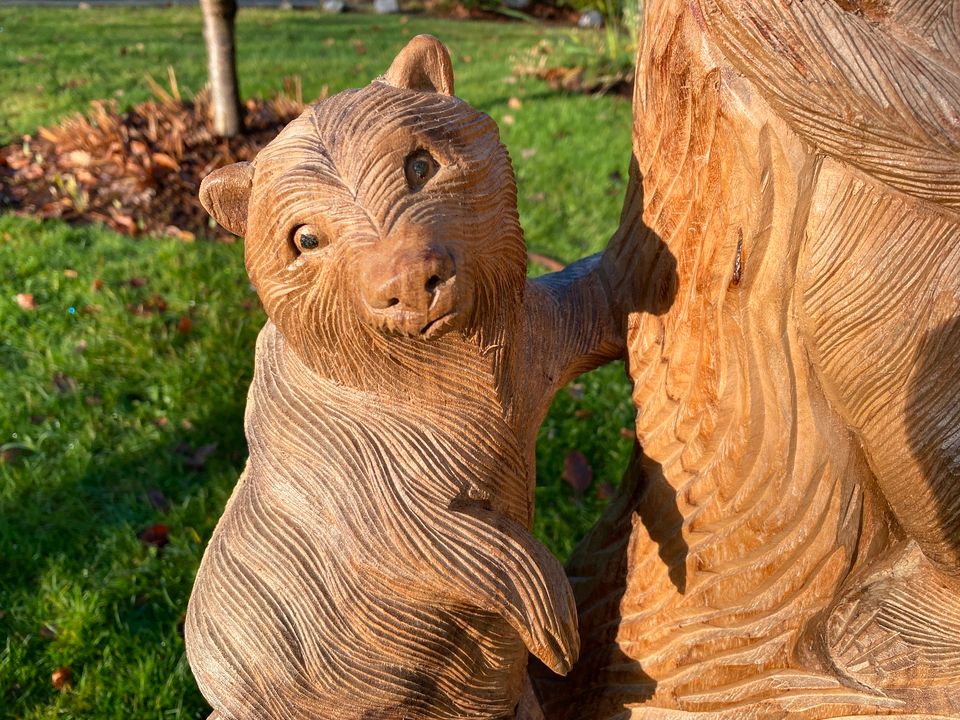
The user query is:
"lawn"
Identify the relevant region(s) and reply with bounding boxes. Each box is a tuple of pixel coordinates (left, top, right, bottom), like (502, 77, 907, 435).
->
(0, 7, 635, 718)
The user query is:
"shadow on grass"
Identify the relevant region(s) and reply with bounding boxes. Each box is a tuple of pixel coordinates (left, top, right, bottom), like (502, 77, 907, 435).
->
(0, 387, 250, 594)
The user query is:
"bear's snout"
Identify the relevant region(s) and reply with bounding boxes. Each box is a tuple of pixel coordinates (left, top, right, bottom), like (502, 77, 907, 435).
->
(360, 242, 461, 338)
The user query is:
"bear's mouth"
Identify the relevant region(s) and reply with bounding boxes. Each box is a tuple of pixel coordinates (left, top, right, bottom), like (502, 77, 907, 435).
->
(420, 311, 458, 339)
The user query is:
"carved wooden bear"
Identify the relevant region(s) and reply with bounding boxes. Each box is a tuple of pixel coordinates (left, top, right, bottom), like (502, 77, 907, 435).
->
(186, 35, 625, 719)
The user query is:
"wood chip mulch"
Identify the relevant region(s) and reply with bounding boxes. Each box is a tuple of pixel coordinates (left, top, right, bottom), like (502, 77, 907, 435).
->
(0, 77, 312, 241)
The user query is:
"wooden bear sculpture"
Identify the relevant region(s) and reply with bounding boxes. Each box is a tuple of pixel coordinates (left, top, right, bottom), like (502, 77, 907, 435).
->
(186, 35, 631, 720)
(530, 0, 960, 717)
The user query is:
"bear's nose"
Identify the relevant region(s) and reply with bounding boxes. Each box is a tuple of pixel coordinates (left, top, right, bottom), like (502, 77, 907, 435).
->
(365, 246, 456, 315)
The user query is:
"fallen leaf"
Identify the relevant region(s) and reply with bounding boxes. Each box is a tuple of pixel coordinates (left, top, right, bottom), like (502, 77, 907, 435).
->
(566, 383, 585, 401)
(574, 408, 593, 419)
(502, 114, 516, 126)
(563, 450, 593, 495)
(51, 666, 72, 691)
(111, 213, 137, 234)
(127, 276, 147, 288)
(52, 372, 78, 394)
(128, 294, 167, 316)
(527, 251, 565, 272)
(185, 443, 217, 470)
(15, 293, 36, 310)
(65, 150, 92, 168)
(176, 316, 193, 334)
(1, 447, 24, 465)
(508, 96, 523, 109)
(151, 152, 180, 171)
(154, 416, 169, 427)
(165, 226, 195, 242)
(146, 489, 171, 514)
(91, 278, 104, 291)
(39, 624, 57, 640)
(63, 269, 78, 278)
(139, 523, 170, 548)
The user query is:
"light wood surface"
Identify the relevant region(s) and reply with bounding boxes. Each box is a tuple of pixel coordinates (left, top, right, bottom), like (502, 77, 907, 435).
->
(533, 0, 960, 716)
(187, 35, 626, 719)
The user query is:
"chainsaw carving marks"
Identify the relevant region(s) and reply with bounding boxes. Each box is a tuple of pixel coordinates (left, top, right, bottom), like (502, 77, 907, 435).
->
(533, 0, 960, 717)
(186, 36, 626, 720)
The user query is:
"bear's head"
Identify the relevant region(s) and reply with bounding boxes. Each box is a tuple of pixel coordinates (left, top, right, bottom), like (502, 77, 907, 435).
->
(200, 35, 528, 381)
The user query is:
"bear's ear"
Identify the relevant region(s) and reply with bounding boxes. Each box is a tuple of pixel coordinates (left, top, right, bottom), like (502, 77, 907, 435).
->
(199, 161, 255, 237)
(381, 34, 454, 96)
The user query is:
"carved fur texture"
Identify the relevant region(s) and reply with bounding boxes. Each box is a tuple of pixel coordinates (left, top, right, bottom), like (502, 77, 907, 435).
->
(533, 0, 960, 717)
(186, 36, 625, 720)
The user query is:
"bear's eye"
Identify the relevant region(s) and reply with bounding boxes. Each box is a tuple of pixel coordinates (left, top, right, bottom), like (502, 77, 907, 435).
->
(404, 150, 438, 190)
(291, 225, 329, 255)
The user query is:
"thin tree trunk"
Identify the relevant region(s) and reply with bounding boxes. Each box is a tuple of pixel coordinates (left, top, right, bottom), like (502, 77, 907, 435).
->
(201, 0, 242, 137)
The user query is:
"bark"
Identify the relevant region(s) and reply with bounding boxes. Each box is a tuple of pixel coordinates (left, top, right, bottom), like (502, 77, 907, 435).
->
(201, 0, 242, 137)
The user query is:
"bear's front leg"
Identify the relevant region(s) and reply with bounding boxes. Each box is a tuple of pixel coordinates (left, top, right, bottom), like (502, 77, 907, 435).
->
(376, 500, 580, 677)
(521, 253, 626, 397)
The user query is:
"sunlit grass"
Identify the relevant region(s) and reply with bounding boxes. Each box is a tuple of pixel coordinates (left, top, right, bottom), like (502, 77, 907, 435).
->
(0, 7, 633, 718)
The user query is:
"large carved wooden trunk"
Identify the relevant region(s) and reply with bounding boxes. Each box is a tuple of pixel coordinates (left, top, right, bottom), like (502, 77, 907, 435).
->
(533, 0, 960, 716)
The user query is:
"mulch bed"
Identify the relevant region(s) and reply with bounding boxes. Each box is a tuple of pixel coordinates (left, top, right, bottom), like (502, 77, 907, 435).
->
(522, 65, 633, 97)
(439, 0, 581, 24)
(0, 77, 309, 241)
(0, 68, 610, 259)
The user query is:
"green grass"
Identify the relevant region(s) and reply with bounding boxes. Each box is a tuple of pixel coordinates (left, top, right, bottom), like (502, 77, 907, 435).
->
(0, 7, 634, 718)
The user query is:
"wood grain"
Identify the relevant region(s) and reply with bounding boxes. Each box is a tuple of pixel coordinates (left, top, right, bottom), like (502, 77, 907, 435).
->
(533, 0, 960, 716)
(187, 35, 627, 719)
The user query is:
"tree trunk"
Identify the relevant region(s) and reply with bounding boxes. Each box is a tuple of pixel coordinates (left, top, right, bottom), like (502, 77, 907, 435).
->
(201, 0, 242, 137)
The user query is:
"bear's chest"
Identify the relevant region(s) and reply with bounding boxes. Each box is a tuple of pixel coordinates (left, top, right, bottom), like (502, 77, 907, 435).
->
(245, 325, 534, 527)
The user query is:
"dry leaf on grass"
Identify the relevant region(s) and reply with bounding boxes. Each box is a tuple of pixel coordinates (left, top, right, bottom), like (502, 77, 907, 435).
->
(146, 488, 172, 514)
(51, 667, 72, 691)
(15, 293, 36, 310)
(52, 372, 78, 394)
(563, 450, 593, 495)
(175, 441, 217, 470)
(139, 523, 170, 548)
